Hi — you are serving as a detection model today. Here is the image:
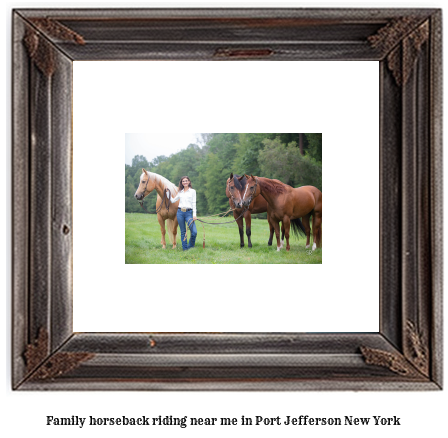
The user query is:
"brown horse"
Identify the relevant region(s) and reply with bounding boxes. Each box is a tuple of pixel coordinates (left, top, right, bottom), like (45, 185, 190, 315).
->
(134, 169, 179, 249)
(240, 175, 322, 252)
(226, 173, 285, 248)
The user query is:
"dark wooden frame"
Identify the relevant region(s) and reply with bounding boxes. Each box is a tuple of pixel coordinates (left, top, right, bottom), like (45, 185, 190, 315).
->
(12, 8, 442, 390)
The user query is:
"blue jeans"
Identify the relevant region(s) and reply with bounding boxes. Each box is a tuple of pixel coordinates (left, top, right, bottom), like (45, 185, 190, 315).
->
(177, 209, 197, 250)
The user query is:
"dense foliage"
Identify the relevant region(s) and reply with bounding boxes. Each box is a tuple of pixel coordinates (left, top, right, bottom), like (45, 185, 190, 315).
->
(125, 133, 322, 215)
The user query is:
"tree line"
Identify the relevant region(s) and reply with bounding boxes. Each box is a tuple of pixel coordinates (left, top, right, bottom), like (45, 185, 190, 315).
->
(125, 133, 322, 216)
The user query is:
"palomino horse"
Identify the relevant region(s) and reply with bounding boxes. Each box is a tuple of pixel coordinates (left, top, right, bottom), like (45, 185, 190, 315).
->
(226, 173, 285, 248)
(134, 169, 179, 249)
(239, 175, 322, 252)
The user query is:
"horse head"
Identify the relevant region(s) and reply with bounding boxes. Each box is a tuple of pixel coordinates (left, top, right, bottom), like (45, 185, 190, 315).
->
(240, 174, 260, 206)
(134, 169, 156, 201)
(226, 173, 246, 208)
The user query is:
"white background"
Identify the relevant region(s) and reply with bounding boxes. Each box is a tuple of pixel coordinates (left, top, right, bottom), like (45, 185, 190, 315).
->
(73, 60, 379, 333)
(3, 1, 446, 438)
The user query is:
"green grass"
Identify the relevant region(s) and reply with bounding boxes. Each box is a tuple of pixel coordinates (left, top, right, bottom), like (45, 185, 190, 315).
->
(125, 213, 322, 264)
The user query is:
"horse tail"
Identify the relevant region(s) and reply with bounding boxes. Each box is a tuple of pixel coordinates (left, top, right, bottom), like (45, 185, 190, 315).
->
(290, 217, 306, 239)
(166, 218, 176, 245)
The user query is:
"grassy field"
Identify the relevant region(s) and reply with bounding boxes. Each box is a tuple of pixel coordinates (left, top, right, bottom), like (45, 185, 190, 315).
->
(125, 213, 322, 264)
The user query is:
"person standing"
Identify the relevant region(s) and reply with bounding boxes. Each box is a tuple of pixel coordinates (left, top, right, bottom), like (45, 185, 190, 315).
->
(167, 176, 197, 251)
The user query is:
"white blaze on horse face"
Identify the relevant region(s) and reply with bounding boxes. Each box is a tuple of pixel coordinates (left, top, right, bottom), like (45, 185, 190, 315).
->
(242, 184, 249, 204)
(137, 173, 149, 197)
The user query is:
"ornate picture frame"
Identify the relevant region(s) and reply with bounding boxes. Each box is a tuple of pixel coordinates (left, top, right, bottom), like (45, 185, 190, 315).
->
(12, 8, 442, 390)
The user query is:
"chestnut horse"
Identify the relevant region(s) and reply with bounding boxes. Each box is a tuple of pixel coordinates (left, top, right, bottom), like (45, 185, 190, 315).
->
(240, 175, 322, 252)
(226, 173, 286, 248)
(134, 169, 179, 249)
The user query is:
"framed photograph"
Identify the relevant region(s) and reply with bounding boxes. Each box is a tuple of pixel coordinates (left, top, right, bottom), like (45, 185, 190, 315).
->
(123, 131, 324, 264)
(12, 8, 442, 390)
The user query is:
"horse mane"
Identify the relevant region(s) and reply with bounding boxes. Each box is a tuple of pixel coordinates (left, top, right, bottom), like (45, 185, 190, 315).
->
(142, 171, 178, 194)
(233, 174, 246, 191)
(258, 177, 287, 195)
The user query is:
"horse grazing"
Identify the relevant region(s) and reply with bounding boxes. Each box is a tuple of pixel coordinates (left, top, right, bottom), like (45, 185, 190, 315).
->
(226, 173, 285, 248)
(240, 175, 322, 252)
(134, 169, 179, 249)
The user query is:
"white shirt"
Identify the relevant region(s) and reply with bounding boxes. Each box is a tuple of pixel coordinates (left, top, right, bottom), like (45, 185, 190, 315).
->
(169, 188, 197, 217)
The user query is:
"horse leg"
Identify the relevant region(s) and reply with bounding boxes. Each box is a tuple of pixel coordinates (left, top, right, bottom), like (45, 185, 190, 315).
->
(272, 220, 282, 251)
(280, 223, 285, 249)
(235, 212, 245, 248)
(157, 215, 167, 249)
(268, 216, 274, 246)
(312, 210, 322, 250)
(172, 216, 179, 249)
(302, 213, 312, 248)
(245, 211, 252, 248)
(267, 208, 275, 246)
(282, 216, 291, 251)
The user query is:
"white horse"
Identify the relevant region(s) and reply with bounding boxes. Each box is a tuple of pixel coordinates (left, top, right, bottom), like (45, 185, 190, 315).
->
(134, 169, 179, 249)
